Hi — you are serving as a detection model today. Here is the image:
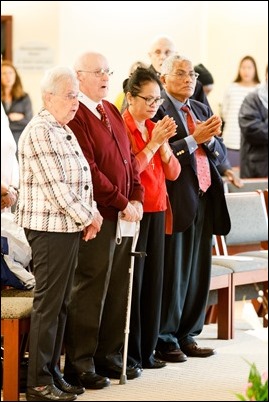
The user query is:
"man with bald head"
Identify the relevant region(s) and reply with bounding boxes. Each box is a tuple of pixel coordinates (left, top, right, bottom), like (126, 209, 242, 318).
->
(63, 52, 144, 388)
(148, 35, 176, 77)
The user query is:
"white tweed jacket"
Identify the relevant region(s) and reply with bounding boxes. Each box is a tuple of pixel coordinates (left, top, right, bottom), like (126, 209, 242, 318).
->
(15, 108, 97, 233)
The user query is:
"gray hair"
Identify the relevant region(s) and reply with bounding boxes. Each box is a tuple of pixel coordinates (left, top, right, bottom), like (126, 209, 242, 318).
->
(160, 54, 192, 76)
(40, 66, 78, 101)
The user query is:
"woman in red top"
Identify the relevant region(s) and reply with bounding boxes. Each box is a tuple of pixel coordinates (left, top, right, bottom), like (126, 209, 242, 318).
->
(122, 67, 181, 369)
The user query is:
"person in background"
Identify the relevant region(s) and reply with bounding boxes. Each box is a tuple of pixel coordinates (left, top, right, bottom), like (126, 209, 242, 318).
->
(194, 63, 214, 97)
(148, 35, 176, 78)
(152, 54, 231, 363)
(194, 63, 243, 188)
(15, 66, 102, 402)
(122, 67, 181, 369)
(239, 65, 268, 178)
(220, 55, 260, 167)
(63, 51, 144, 389)
(1, 102, 19, 211)
(1, 60, 33, 156)
(114, 60, 148, 113)
(147, 35, 209, 106)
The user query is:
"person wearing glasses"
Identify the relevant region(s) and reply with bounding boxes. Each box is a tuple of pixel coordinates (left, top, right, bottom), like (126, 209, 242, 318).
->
(63, 51, 144, 387)
(147, 36, 241, 190)
(122, 67, 181, 370)
(152, 54, 231, 362)
(15, 66, 103, 401)
(148, 35, 176, 79)
(147, 35, 210, 106)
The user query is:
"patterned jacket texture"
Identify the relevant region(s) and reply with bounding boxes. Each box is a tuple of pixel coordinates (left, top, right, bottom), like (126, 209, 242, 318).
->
(15, 108, 97, 232)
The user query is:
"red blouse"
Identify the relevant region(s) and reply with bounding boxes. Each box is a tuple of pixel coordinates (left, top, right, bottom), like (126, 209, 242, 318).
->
(123, 109, 180, 213)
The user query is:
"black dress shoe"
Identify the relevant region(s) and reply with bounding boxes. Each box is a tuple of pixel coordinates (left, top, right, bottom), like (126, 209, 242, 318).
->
(96, 364, 142, 380)
(78, 371, 110, 389)
(181, 342, 216, 357)
(155, 348, 187, 363)
(143, 358, 167, 369)
(26, 384, 77, 401)
(54, 375, 85, 395)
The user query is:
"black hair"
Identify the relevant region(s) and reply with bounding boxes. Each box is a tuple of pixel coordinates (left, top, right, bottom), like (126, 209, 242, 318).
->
(125, 67, 162, 96)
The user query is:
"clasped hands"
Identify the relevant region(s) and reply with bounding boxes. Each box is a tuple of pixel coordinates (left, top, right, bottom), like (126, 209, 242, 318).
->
(82, 209, 103, 241)
(150, 115, 177, 149)
(193, 115, 222, 145)
(121, 200, 143, 222)
(82, 199, 143, 241)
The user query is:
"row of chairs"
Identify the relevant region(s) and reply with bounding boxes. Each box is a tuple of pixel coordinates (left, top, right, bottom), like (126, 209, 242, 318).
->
(207, 182, 268, 340)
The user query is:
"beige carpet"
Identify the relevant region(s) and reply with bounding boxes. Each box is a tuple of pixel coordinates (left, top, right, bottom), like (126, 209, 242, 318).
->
(6, 301, 268, 401)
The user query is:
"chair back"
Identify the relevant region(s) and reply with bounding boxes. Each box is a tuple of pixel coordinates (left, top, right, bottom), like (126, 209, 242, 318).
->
(224, 178, 268, 193)
(224, 191, 268, 248)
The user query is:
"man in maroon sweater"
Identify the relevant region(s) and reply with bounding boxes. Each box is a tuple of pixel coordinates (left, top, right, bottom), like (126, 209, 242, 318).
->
(63, 52, 144, 389)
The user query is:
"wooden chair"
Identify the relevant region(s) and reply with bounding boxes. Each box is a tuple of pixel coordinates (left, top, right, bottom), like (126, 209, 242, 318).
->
(1, 296, 33, 401)
(213, 191, 268, 338)
(206, 264, 233, 339)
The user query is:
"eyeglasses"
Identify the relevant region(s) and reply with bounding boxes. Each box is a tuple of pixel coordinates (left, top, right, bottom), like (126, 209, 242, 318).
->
(51, 93, 82, 101)
(77, 68, 113, 77)
(136, 95, 164, 106)
(152, 50, 174, 57)
(167, 72, 199, 80)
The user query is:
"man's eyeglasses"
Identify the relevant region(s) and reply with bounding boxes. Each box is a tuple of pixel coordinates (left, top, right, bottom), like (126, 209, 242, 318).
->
(153, 50, 174, 57)
(77, 68, 113, 77)
(167, 72, 199, 80)
(136, 95, 164, 106)
(52, 93, 82, 101)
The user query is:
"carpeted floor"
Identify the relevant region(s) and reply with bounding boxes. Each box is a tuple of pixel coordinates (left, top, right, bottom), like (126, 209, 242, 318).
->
(7, 301, 268, 401)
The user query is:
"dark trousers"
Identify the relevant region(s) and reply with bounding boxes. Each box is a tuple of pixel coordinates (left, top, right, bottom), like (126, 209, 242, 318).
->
(64, 219, 133, 373)
(157, 194, 213, 350)
(26, 230, 80, 386)
(128, 211, 165, 366)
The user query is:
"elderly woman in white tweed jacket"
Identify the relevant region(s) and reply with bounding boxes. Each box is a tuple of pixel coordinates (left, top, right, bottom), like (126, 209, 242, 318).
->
(15, 66, 103, 402)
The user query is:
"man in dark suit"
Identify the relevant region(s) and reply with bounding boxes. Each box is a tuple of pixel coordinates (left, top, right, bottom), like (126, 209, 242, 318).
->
(152, 54, 231, 362)
(147, 36, 241, 189)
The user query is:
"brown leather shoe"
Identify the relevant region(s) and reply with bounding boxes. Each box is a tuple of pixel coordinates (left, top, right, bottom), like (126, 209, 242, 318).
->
(155, 348, 187, 363)
(181, 342, 216, 357)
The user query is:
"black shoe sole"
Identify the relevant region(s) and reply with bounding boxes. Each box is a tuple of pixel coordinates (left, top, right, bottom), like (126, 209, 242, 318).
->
(155, 350, 187, 363)
(80, 380, 110, 390)
(96, 368, 141, 380)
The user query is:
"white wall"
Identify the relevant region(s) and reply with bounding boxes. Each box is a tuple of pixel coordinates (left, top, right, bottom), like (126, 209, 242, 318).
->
(2, 1, 268, 114)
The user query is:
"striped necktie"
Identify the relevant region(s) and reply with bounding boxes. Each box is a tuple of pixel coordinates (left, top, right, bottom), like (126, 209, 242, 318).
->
(181, 105, 211, 192)
(96, 103, 112, 132)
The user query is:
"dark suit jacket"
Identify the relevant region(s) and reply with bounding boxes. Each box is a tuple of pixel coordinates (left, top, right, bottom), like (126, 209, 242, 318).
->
(153, 92, 231, 235)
